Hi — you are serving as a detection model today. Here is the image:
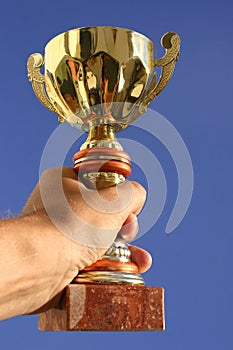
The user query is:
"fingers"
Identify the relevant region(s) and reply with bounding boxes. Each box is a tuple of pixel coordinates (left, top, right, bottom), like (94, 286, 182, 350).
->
(62, 175, 147, 229)
(117, 213, 138, 242)
(117, 213, 152, 274)
(61, 166, 78, 180)
(128, 181, 147, 216)
(41, 166, 78, 180)
(94, 180, 146, 225)
(129, 245, 152, 273)
(22, 167, 147, 251)
(42, 168, 146, 220)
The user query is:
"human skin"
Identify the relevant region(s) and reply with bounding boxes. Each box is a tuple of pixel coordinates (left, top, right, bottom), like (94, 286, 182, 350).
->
(0, 167, 152, 320)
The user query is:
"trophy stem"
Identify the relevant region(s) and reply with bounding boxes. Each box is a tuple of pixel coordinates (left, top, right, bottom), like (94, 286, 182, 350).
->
(72, 123, 144, 285)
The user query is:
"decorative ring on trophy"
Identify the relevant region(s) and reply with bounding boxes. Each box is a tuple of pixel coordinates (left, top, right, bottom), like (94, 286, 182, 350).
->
(73, 147, 132, 187)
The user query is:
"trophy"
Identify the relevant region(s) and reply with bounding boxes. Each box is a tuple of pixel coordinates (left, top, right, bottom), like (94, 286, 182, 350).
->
(27, 26, 180, 331)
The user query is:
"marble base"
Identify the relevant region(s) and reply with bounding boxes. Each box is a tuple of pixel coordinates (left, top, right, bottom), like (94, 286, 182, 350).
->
(38, 284, 165, 332)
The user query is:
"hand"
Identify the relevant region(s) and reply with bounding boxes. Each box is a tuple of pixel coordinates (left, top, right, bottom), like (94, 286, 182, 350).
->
(22, 167, 152, 274)
(0, 167, 151, 319)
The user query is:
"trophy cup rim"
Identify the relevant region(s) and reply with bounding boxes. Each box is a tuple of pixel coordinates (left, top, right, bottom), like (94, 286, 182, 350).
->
(44, 25, 154, 50)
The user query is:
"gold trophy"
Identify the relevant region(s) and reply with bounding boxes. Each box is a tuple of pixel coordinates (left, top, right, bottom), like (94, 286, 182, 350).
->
(27, 26, 180, 331)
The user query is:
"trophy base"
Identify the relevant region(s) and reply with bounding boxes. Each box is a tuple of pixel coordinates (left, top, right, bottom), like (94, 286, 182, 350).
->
(38, 284, 165, 332)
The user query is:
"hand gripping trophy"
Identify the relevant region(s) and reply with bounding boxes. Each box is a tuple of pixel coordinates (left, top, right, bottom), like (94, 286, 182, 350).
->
(27, 26, 180, 331)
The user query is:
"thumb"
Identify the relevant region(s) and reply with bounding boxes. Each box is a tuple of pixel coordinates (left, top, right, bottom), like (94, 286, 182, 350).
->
(126, 181, 147, 216)
(69, 181, 147, 270)
(65, 180, 146, 250)
(98, 180, 146, 224)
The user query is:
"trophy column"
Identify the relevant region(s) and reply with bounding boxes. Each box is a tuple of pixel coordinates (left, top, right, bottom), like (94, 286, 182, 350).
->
(72, 123, 144, 285)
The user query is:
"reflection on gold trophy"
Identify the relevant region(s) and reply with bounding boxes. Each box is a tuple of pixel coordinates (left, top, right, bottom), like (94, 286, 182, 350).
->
(27, 26, 180, 331)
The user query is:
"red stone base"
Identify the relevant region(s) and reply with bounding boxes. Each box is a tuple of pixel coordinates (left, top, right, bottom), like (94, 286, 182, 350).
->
(38, 284, 165, 331)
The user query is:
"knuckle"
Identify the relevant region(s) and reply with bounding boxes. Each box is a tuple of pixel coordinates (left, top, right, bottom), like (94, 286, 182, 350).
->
(130, 181, 147, 203)
(40, 167, 61, 179)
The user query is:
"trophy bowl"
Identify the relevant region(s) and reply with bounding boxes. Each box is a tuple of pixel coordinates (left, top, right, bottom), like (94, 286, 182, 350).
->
(28, 26, 180, 132)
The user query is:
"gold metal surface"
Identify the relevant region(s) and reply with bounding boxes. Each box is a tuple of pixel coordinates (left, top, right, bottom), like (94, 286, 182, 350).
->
(27, 26, 180, 286)
(82, 172, 125, 188)
(80, 124, 122, 149)
(103, 243, 131, 262)
(142, 32, 180, 106)
(27, 26, 180, 129)
(86, 124, 116, 141)
(27, 53, 65, 123)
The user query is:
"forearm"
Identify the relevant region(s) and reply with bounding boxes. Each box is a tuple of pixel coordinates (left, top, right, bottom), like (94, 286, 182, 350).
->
(0, 212, 72, 320)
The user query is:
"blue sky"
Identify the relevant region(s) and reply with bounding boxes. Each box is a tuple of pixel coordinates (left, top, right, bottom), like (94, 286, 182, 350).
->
(0, 0, 233, 349)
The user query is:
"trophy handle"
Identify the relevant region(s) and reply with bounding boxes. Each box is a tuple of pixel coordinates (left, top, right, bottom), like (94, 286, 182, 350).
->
(143, 32, 180, 106)
(27, 53, 65, 123)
